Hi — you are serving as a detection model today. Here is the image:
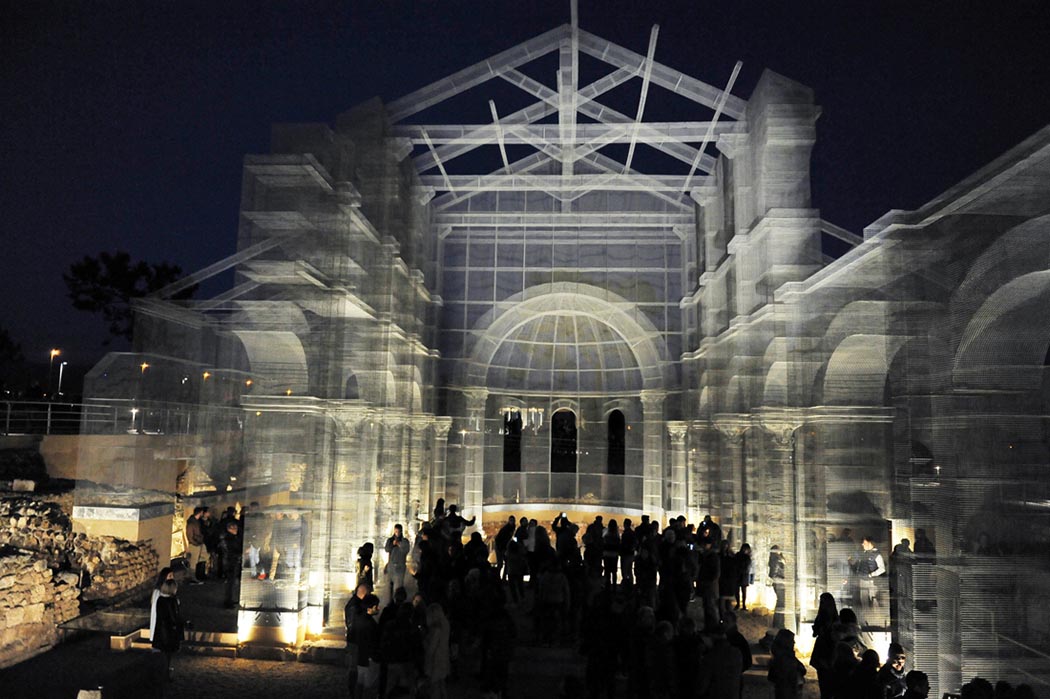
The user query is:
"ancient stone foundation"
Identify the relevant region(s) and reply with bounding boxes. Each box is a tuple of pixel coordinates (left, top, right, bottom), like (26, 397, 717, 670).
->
(73, 534, 158, 603)
(0, 496, 159, 668)
(0, 553, 80, 669)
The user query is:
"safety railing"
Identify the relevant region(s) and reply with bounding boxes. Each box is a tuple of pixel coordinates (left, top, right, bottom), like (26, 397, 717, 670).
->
(0, 400, 220, 437)
(1, 401, 86, 436)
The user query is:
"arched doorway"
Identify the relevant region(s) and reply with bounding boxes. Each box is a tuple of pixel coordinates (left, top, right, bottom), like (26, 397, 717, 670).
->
(551, 409, 577, 473)
(607, 410, 625, 475)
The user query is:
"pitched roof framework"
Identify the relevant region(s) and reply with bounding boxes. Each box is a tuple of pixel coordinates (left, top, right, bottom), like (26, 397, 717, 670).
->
(144, 8, 777, 400)
(149, 11, 750, 311)
(382, 8, 748, 395)
(387, 14, 747, 223)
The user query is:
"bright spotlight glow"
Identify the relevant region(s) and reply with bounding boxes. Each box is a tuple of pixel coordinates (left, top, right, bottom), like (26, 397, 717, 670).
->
(306, 605, 324, 636)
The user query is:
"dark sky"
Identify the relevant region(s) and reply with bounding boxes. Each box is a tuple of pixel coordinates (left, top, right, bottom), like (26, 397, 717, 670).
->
(4, 0, 1050, 372)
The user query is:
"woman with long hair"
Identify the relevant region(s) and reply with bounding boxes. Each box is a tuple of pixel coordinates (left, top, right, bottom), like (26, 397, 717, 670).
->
(357, 542, 375, 591)
(151, 579, 184, 682)
(810, 593, 840, 698)
(149, 567, 174, 643)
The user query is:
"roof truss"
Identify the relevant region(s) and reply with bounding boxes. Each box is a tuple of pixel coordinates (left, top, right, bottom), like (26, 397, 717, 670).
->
(386, 5, 747, 229)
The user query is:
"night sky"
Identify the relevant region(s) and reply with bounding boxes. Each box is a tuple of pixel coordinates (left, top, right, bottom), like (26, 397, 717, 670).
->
(4, 0, 1050, 380)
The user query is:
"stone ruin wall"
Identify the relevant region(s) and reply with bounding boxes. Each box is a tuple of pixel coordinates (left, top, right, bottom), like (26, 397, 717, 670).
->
(0, 553, 79, 669)
(0, 496, 159, 668)
(73, 534, 158, 603)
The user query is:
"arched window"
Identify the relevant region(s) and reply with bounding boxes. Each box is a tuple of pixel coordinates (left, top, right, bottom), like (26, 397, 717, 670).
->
(344, 374, 360, 399)
(607, 410, 625, 475)
(550, 409, 577, 473)
(503, 411, 522, 472)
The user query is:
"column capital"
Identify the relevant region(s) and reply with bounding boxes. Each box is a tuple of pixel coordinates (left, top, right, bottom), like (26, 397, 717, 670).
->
(712, 414, 751, 443)
(461, 387, 489, 405)
(409, 415, 436, 432)
(756, 408, 805, 447)
(432, 415, 453, 436)
(667, 420, 689, 444)
(639, 389, 667, 412)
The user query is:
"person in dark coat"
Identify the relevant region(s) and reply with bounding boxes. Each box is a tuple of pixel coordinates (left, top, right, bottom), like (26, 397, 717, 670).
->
(384, 523, 409, 597)
(718, 541, 738, 615)
(151, 579, 184, 682)
(877, 642, 908, 698)
(381, 601, 421, 698)
(464, 530, 488, 568)
(494, 515, 516, 579)
(620, 518, 638, 591)
(218, 519, 243, 608)
(344, 583, 369, 691)
(810, 593, 839, 698)
(735, 543, 753, 610)
(903, 670, 931, 699)
(723, 610, 753, 694)
(353, 593, 381, 699)
(444, 504, 476, 541)
(357, 542, 375, 591)
(603, 519, 621, 588)
(830, 641, 860, 699)
(697, 629, 744, 699)
(847, 649, 883, 699)
(504, 538, 528, 605)
(697, 538, 721, 630)
(767, 628, 806, 699)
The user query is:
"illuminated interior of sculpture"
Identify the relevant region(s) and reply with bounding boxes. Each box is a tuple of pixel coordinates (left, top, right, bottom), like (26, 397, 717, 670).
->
(74, 10, 1050, 694)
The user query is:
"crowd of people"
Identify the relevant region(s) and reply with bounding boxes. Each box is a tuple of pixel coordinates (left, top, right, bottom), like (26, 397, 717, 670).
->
(345, 502, 771, 699)
(183, 503, 246, 607)
(163, 500, 1039, 699)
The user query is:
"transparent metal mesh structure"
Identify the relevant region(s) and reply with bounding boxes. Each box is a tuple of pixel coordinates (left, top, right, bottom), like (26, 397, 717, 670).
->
(74, 12, 1050, 693)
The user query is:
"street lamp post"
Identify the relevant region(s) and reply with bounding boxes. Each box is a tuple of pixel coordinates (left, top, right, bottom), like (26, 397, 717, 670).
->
(57, 361, 68, 397)
(47, 349, 60, 398)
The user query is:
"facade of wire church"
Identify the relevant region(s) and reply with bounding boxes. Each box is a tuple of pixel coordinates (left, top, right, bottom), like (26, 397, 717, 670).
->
(77, 19, 1050, 693)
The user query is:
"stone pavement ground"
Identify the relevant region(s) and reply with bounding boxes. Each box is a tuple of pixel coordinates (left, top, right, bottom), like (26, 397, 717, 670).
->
(0, 576, 818, 699)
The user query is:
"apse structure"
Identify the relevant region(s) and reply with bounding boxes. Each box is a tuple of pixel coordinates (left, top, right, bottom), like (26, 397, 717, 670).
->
(73, 11, 1050, 695)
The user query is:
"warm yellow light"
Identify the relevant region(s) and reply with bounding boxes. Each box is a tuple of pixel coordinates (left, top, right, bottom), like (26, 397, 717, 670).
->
(255, 411, 262, 416)
(245, 379, 253, 387)
(285, 389, 293, 396)
(50, 349, 60, 359)
(140, 362, 150, 373)
(203, 371, 211, 380)
(236, 610, 254, 644)
(280, 614, 300, 645)
(305, 605, 324, 636)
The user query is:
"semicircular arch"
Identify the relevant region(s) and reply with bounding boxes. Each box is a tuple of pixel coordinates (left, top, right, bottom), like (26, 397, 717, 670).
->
(460, 283, 671, 392)
(824, 333, 913, 405)
(954, 270, 1050, 390)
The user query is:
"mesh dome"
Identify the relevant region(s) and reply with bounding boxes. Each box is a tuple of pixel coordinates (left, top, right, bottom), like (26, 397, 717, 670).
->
(485, 313, 643, 393)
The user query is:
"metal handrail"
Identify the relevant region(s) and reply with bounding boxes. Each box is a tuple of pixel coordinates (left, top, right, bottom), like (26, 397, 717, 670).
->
(0, 400, 222, 437)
